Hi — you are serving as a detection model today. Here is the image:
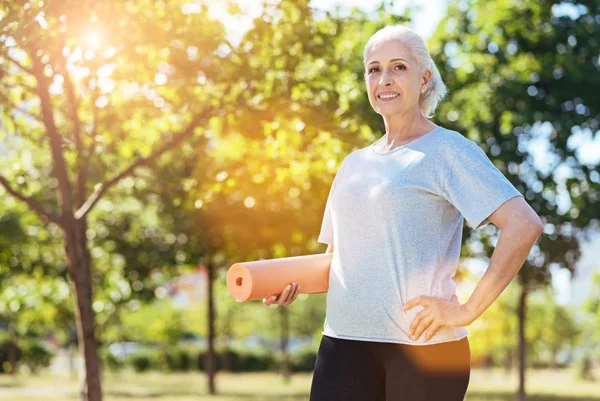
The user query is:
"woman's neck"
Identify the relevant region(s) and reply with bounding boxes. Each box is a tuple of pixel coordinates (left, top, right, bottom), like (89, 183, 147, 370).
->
(381, 113, 436, 148)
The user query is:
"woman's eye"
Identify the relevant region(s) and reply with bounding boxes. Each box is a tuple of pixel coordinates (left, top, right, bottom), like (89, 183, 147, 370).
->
(367, 65, 404, 74)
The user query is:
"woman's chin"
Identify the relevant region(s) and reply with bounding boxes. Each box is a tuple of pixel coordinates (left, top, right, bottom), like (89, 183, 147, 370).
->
(376, 105, 404, 116)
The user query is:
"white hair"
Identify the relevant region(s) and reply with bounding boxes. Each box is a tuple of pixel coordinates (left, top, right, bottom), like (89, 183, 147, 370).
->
(363, 24, 448, 118)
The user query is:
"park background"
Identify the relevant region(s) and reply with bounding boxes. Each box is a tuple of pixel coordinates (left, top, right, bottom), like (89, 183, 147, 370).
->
(1, 0, 599, 400)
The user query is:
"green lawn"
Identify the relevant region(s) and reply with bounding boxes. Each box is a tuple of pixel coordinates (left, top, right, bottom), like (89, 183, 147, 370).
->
(0, 368, 599, 400)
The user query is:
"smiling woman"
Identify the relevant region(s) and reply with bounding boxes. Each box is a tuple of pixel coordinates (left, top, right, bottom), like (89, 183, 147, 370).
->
(301, 24, 542, 401)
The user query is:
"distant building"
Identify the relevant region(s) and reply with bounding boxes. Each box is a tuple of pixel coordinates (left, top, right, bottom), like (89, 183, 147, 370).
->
(158, 266, 208, 308)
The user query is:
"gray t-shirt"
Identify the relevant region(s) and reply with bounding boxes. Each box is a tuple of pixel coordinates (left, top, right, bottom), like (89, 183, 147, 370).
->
(318, 125, 523, 345)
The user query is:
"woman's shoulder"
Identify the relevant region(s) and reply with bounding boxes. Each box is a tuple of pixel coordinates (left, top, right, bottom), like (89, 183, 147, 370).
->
(434, 126, 478, 153)
(439, 126, 476, 150)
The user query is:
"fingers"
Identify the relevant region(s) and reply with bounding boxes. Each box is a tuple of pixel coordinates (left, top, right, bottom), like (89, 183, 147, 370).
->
(409, 308, 430, 336)
(280, 282, 300, 306)
(263, 282, 300, 307)
(263, 295, 277, 306)
(424, 323, 441, 341)
(411, 314, 434, 341)
(278, 284, 293, 304)
(286, 282, 301, 305)
(403, 295, 430, 312)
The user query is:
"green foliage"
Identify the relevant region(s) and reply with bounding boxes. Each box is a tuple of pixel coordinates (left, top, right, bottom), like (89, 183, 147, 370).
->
(580, 271, 600, 364)
(129, 352, 158, 373)
(0, 339, 53, 374)
(161, 347, 193, 372)
(120, 346, 314, 373)
(468, 282, 582, 368)
(102, 348, 125, 372)
(289, 345, 317, 372)
(107, 299, 186, 345)
(19, 340, 53, 374)
(430, 0, 599, 286)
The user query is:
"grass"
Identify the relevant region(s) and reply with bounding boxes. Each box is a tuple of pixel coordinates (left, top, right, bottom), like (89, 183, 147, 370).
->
(0, 368, 599, 400)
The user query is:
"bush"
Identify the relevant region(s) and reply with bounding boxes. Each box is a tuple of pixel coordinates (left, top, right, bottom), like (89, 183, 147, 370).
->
(290, 347, 317, 372)
(199, 348, 284, 372)
(102, 349, 125, 372)
(114, 345, 316, 373)
(161, 347, 192, 372)
(217, 349, 240, 372)
(20, 341, 53, 374)
(129, 352, 158, 373)
(237, 351, 277, 372)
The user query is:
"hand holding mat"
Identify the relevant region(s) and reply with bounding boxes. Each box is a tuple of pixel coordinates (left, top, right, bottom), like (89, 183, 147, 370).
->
(226, 253, 333, 302)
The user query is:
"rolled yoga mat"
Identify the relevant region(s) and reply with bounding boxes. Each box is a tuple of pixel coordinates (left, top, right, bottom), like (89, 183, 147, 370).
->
(226, 253, 333, 302)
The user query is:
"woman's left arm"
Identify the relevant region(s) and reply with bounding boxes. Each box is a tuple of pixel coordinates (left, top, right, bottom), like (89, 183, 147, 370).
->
(404, 196, 543, 341)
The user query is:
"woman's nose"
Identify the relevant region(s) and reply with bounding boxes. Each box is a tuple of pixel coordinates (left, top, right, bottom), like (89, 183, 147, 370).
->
(379, 70, 393, 86)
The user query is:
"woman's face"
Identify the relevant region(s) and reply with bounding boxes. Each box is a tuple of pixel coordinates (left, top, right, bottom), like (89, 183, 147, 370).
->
(364, 40, 427, 117)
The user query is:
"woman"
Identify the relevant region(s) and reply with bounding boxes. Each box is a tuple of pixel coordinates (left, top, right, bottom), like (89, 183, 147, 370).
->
(263, 25, 543, 401)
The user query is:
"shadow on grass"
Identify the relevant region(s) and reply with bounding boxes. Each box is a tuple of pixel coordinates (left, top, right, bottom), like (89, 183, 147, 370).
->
(107, 391, 307, 400)
(107, 392, 600, 401)
(466, 392, 600, 401)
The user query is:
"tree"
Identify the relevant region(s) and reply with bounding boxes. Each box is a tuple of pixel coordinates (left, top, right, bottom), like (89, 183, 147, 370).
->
(0, 1, 234, 399)
(430, 1, 599, 399)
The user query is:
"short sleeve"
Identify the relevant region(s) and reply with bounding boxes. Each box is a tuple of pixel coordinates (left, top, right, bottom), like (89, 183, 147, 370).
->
(443, 142, 524, 230)
(317, 162, 345, 245)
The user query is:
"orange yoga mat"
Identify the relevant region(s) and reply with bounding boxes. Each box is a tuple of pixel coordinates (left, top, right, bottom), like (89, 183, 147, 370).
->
(226, 253, 333, 302)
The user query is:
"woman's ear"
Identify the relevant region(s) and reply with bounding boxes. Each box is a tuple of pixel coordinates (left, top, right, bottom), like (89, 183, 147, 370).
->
(422, 69, 432, 85)
(421, 69, 432, 91)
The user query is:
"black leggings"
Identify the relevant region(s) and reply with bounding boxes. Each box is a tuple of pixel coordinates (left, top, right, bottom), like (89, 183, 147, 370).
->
(309, 335, 470, 401)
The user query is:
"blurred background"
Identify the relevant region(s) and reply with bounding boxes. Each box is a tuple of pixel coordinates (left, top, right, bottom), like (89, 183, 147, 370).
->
(0, 0, 599, 400)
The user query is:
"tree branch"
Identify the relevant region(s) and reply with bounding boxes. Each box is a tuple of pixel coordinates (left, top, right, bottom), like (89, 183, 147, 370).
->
(3, 54, 33, 75)
(12, 105, 44, 124)
(74, 111, 212, 220)
(1, 81, 38, 93)
(79, 87, 101, 204)
(0, 174, 63, 226)
(31, 47, 76, 221)
(55, 50, 86, 208)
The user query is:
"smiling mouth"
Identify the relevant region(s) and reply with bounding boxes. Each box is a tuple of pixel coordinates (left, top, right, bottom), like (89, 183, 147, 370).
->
(378, 93, 400, 100)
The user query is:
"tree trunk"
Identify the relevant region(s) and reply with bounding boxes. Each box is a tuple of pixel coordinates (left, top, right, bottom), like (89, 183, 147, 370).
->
(550, 348, 558, 370)
(504, 349, 512, 375)
(517, 277, 528, 401)
(206, 262, 217, 394)
(7, 329, 17, 374)
(280, 307, 291, 383)
(31, 50, 102, 401)
(579, 355, 594, 381)
(65, 219, 102, 401)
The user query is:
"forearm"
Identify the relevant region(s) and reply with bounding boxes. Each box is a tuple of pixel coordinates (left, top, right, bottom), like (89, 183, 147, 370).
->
(464, 221, 542, 323)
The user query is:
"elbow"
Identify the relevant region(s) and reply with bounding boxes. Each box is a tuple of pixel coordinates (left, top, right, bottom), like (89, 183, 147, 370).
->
(506, 215, 543, 241)
(532, 218, 544, 241)
(521, 205, 544, 239)
(531, 215, 544, 235)
(523, 216, 544, 241)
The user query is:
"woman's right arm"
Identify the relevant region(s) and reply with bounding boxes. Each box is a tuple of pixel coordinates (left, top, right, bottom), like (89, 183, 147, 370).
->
(263, 243, 333, 307)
